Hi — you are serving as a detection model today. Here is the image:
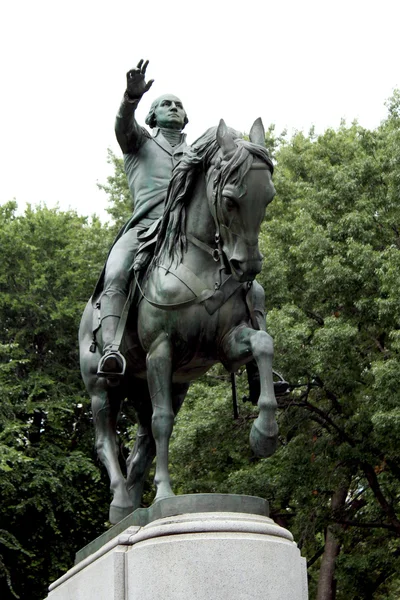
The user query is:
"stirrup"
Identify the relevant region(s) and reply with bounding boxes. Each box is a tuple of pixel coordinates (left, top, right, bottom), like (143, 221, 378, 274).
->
(97, 350, 126, 378)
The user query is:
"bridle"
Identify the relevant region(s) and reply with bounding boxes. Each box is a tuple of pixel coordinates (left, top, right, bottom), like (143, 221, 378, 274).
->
(204, 151, 273, 273)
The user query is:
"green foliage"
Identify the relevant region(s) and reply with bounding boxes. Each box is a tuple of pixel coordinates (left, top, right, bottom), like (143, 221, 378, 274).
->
(168, 94, 400, 598)
(0, 203, 113, 599)
(97, 149, 132, 234)
(2, 92, 400, 599)
(255, 98, 400, 597)
(170, 369, 262, 495)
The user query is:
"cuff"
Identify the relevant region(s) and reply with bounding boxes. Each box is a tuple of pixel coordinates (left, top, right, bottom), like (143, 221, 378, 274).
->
(124, 91, 141, 107)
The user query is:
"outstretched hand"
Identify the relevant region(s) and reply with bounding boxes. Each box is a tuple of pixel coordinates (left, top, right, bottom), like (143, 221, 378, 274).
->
(126, 59, 154, 100)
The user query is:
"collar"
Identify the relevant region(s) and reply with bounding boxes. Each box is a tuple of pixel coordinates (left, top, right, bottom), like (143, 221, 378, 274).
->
(153, 127, 186, 143)
(152, 128, 187, 155)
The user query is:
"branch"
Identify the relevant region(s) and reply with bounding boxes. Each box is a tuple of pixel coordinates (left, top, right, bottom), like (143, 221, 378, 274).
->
(345, 496, 367, 515)
(367, 547, 400, 598)
(385, 458, 400, 482)
(288, 398, 356, 447)
(391, 223, 400, 239)
(374, 335, 390, 357)
(305, 310, 325, 326)
(361, 461, 400, 535)
(337, 519, 396, 531)
(345, 487, 367, 511)
(312, 376, 342, 413)
(307, 546, 325, 568)
(279, 391, 400, 485)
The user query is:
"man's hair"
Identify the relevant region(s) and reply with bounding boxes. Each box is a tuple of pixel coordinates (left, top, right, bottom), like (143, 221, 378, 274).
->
(145, 96, 189, 130)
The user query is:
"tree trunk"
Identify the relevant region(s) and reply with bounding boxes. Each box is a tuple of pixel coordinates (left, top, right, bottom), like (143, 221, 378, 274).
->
(316, 485, 349, 600)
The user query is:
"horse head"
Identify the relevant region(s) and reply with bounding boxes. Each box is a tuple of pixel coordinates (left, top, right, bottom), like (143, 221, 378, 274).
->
(207, 119, 275, 282)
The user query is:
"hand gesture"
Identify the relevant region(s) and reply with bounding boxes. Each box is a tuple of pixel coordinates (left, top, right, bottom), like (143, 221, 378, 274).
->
(126, 59, 154, 100)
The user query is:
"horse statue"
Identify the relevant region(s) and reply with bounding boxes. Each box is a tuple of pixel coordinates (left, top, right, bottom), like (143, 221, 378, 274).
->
(79, 119, 278, 524)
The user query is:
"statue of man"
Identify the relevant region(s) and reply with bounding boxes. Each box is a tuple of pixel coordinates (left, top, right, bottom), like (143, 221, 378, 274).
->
(97, 60, 189, 377)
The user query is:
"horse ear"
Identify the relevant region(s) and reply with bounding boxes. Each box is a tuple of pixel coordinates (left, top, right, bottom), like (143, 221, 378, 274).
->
(249, 118, 265, 147)
(217, 119, 236, 157)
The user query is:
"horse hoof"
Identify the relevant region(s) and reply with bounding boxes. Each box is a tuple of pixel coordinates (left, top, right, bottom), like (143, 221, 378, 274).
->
(109, 503, 134, 525)
(153, 487, 175, 503)
(249, 422, 278, 458)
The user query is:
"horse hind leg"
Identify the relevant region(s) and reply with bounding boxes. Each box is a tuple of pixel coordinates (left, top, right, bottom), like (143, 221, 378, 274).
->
(222, 327, 278, 457)
(126, 423, 156, 510)
(91, 385, 134, 524)
(125, 382, 155, 510)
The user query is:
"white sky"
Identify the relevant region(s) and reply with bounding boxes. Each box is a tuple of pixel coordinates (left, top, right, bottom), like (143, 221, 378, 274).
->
(1, 0, 398, 221)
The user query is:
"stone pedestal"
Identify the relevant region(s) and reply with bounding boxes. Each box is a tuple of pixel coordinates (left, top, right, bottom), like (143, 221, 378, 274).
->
(46, 495, 308, 600)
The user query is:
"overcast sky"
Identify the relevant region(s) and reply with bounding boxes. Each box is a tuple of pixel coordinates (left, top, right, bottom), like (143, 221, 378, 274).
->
(1, 0, 398, 221)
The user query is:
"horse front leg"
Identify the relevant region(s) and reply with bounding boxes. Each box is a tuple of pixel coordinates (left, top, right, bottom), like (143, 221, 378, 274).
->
(125, 382, 187, 508)
(91, 385, 134, 524)
(223, 327, 278, 457)
(146, 333, 175, 502)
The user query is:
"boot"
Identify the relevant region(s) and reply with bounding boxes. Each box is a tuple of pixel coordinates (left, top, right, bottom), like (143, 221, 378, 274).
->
(97, 293, 127, 379)
(97, 346, 126, 379)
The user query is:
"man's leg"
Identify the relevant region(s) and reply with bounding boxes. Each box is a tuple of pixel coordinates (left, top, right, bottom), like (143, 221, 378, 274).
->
(98, 228, 141, 377)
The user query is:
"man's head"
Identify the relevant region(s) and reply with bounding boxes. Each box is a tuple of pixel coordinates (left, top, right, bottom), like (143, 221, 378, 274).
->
(145, 94, 188, 131)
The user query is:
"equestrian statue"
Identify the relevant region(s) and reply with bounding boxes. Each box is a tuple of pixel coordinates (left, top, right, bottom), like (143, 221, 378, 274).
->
(79, 60, 279, 524)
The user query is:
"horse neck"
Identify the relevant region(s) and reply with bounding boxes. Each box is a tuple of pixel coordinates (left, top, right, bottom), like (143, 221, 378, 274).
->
(185, 171, 216, 245)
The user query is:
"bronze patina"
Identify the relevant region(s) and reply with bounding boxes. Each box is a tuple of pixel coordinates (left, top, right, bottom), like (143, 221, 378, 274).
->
(79, 61, 278, 524)
(95, 60, 188, 378)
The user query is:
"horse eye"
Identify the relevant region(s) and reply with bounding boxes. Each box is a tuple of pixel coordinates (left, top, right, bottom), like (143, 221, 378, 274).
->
(223, 196, 236, 212)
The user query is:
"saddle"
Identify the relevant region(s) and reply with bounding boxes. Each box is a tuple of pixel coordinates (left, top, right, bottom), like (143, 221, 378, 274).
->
(132, 219, 161, 273)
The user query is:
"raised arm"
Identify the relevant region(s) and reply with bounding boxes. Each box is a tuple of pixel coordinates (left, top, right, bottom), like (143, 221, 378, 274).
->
(115, 59, 154, 154)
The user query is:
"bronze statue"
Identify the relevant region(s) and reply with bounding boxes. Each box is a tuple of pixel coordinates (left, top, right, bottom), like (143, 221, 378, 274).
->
(95, 60, 189, 378)
(79, 61, 278, 524)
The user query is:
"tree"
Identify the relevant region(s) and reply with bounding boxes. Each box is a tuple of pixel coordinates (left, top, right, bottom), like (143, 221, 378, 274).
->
(0, 202, 113, 599)
(3, 93, 399, 598)
(256, 96, 400, 598)
(102, 103, 400, 597)
(97, 149, 132, 235)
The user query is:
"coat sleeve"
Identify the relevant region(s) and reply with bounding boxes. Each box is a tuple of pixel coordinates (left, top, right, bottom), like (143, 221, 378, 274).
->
(115, 92, 148, 154)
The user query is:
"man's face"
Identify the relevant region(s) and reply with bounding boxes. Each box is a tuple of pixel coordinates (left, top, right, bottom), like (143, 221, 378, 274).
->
(154, 95, 186, 130)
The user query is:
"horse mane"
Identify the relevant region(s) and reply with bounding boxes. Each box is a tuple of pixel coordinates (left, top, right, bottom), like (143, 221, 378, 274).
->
(154, 125, 274, 267)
